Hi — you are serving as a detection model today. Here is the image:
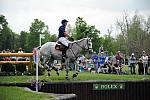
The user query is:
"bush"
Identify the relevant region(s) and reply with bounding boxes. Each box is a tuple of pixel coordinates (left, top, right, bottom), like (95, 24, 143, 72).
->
(16, 63, 26, 73)
(1, 63, 15, 72)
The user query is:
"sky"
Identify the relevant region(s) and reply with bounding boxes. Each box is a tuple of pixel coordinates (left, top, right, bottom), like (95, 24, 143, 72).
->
(0, 0, 150, 36)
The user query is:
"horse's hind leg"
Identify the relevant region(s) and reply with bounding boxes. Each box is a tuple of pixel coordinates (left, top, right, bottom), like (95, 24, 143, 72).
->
(46, 59, 53, 76)
(47, 59, 59, 76)
(52, 66, 59, 76)
(65, 59, 70, 80)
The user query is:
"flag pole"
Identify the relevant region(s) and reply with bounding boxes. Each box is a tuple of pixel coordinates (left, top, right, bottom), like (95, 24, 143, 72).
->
(35, 48, 39, 92)
(39, 34, 41, 46)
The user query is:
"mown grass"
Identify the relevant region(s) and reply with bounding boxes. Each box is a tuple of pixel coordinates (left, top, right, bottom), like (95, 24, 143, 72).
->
(0, 70, 150, 83)
(0, 86, 55, 100)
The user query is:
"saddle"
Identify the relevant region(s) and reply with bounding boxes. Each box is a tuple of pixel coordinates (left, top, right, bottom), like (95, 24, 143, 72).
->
(55, 41, 68, 51)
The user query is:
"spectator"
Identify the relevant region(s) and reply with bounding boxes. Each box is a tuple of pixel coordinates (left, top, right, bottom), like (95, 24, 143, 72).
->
(113, 60, 122, 74)
(129, 53, 136, 74)
(101, 61, 109, 73)
(137, 58, 144, 75)
(115, 51, 123, 64)
(17, 48, 25, 61)
(92, 52, 98, 72)
(99, 46, 104, 53)
(105, 51, 109, 62)
(98, 52, 105, 73)
(6, 49, 11, 53)
(125, 55, 128, 65)
(141, 51, 148, 74)
(18, 48, 23, 53)
(79, 55, 86, 66)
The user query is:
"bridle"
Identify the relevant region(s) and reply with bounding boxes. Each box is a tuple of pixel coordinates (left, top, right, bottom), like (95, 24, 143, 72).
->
(68, 38, 92, 59)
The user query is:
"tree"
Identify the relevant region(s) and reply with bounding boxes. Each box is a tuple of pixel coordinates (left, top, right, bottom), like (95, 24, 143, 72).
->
(116, 11, 150, 56)
(26, 19, 49, 52)
(73, 17, 101, 53)
(0, 15, 8, 32)
(102, 28, 117, 54)
(19, 31, 28, 51)
(0, 15, 16, 51)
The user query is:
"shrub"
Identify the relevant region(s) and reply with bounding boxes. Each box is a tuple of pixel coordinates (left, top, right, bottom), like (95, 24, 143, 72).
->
(16, 63, 26, 73)
(1, 63, 15, 72)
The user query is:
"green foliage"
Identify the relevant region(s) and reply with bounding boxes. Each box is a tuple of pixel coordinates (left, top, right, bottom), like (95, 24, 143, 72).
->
(102, 34, 116, 54)
(16, 63, 26, 73)
(73, 17, 101, 53)
(26, 19, 50, 52)
(0, 15, 19, 51)
(19, 31, 28, 51)
(0, 15, 8, 31)
(1, 63, 15, 72)
(116, 12, 150, 55)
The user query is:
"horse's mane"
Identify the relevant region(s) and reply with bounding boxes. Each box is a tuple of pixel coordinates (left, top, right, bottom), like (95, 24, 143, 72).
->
(71, 38, 88, 44)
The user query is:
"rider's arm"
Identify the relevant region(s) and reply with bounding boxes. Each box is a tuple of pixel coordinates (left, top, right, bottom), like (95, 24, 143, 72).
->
(64, 32, 70, 37)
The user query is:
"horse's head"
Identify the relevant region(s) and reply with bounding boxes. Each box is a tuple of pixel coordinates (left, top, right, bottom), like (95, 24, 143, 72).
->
(84, 37, 93, 58)
(86, 37, 92, 51)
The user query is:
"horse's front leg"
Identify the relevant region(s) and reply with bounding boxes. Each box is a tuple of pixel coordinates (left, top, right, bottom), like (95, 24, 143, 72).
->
(72, 61, 79, 79)
(47, 59, 54, 77)
(65, 58, 70, 80)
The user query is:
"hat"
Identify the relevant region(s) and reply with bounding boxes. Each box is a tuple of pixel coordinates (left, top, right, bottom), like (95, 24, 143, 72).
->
(61, 19, 68, 24)
(117, 51, 120, 53)
(131, 53, 134, 55)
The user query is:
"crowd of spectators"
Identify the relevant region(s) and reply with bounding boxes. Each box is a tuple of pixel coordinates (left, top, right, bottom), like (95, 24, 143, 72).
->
(0, 48, 150, 75)
(0, 48, 27, 61)
(77, 50, 150, 75)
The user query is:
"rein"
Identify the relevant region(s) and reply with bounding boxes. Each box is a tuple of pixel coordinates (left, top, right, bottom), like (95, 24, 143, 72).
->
(68, 38, 89, 60)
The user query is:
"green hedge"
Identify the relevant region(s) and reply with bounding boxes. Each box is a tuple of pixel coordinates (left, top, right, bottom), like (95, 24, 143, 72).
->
(1, 63, 15, 72)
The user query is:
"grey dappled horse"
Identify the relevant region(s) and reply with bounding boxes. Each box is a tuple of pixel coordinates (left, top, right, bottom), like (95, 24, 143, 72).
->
(39, 38, 92, 80)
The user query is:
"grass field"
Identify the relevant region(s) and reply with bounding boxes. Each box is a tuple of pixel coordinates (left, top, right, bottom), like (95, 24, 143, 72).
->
(0, 65, 150, 83)
(0, 86, 55, 100)
(0, 70, 150, 83)
(0, 66, 149, 100)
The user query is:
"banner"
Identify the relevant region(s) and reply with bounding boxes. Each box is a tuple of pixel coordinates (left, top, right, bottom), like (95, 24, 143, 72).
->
(33, 48, 38, 64)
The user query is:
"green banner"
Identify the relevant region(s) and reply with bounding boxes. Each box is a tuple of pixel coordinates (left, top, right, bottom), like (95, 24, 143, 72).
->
(93, 83, 125, 90)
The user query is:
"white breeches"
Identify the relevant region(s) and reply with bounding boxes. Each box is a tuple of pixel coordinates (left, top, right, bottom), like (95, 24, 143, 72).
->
(58, 37, 70, 47)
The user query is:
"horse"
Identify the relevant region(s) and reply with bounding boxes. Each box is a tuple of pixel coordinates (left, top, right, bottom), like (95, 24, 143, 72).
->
(39, 37, 92, 80)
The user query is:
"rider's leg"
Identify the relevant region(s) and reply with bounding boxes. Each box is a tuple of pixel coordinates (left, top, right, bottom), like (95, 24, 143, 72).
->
(58, 37, 69, 57)
(62, 39, 69, 58)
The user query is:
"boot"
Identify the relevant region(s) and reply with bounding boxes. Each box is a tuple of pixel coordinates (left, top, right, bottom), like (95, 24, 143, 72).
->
(62, 46, 68, 58)
(62, 50, 66, 58)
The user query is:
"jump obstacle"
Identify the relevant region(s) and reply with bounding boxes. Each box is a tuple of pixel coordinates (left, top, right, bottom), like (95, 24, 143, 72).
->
(0, 53, 34, 70)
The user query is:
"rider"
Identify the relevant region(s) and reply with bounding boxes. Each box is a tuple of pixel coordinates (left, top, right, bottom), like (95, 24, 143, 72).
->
(58, 19, 70, 57)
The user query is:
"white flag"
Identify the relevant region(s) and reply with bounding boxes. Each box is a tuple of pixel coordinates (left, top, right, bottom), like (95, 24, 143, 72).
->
(40, 34, 45, 39)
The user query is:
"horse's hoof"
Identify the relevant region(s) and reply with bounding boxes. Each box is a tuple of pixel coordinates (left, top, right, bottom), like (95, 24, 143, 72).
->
(56, 72, 59, 76)
(48, 73, 51, 76)
(66, 77, 70, 80)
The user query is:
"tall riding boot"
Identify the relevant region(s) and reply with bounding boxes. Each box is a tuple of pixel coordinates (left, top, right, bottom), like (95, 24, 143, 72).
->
(62, 50, 66, 58)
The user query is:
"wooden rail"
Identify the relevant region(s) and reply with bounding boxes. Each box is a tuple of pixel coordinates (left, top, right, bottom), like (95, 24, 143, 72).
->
(0, 53, 33, 66)
(0, 53, 33, 57)
(0, 53, 35, 73)
(0, 61, 31, 65)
